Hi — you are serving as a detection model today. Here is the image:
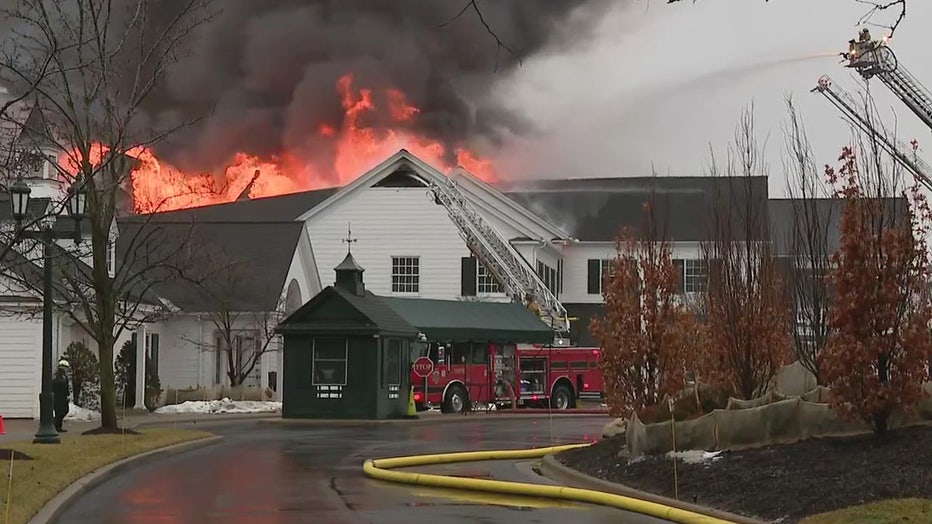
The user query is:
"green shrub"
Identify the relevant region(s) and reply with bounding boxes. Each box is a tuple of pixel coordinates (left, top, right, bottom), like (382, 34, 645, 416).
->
(62, 341, 99, 409)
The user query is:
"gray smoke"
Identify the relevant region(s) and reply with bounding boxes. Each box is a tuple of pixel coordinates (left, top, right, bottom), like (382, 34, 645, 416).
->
(142, 0, 613, 181)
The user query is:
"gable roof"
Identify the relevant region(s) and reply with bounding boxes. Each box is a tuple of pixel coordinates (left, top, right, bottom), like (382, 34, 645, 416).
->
(117, 219, 304, 312)
(449, 167, 572, 240)
(276, 285, 418, 337)
(294, 149, 571, 240)
(503, 176, 770, 242)
(143, 187, 339, 223)
(381, 296, 553, 344)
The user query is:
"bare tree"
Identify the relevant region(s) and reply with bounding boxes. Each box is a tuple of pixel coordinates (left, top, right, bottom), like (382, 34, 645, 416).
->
(183, 257, 284, 388)
(700, 105, 793, 400)
(0, 0, 216, 431)
(780, 96, 836, 385)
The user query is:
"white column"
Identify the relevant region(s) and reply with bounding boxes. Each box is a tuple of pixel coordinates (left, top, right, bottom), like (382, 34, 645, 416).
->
(134, 324, 146, 409)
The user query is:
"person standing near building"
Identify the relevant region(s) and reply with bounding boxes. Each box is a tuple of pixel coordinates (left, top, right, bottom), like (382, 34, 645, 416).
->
(53, 359, 71, 432)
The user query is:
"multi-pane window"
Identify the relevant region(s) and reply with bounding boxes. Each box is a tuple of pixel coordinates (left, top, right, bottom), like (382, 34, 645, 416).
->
(476, 261, 502, 294)
(312, 338, 348, 385)
(536, 260, 559, 295)
(683, 259, 708, 293)
(391, 256, 420, 293)
(382, 338, 402, 387)
(587, 258, 616, 295)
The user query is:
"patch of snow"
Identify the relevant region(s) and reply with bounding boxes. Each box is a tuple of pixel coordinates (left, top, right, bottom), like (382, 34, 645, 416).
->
(666, 450, 723, 464)
(65, 402, 101, 422)
(154, 398, 282, 415)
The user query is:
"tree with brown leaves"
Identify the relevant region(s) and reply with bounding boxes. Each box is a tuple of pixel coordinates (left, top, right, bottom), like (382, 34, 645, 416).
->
(821, 145, 932, 436)
(700, 107, 793, 400)
(591, 200, 696, 418)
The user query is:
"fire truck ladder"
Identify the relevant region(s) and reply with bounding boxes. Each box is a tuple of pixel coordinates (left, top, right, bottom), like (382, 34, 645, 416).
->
(811, 75, 932, 192)
(844, 39, 932, 133)
(427, 175, 571, 337)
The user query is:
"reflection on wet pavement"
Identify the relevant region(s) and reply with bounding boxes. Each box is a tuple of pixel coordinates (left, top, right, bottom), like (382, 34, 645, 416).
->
(54, 416, 669, 524)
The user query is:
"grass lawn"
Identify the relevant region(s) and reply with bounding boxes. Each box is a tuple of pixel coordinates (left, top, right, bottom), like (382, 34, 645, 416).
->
(0, 427, 214, 524)
(800, 498, 932, 524)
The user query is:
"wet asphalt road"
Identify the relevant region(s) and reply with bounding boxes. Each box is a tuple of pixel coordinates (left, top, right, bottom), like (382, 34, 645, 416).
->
(53, 415, 669, 524)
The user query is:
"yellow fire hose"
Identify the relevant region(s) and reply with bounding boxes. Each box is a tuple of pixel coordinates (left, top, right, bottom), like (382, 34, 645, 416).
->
(363, 443, 736, 524)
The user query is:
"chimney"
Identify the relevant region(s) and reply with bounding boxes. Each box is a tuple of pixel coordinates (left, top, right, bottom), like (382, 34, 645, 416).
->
(334, 252, 365, 296)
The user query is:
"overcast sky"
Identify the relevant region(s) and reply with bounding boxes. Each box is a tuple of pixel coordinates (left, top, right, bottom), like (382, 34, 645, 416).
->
(490, 0, 931, 198)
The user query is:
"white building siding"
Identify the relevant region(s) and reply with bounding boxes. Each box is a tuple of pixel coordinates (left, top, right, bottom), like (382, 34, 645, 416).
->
(156, 316, 203, 391)
(155, 314, 283, 401)
(0, 318, 41, 418)
(559, 242, 704, 304)
(308, 187, 472, 299)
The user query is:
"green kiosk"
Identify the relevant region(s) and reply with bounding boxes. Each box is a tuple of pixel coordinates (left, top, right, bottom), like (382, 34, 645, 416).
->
(276, 252, 422, 420)
(277, 248, 556, 420)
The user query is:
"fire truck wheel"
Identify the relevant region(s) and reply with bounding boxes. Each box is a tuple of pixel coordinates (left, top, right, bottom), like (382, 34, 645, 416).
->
(442, 384, 469, 414)
(550, 384, 575, 410)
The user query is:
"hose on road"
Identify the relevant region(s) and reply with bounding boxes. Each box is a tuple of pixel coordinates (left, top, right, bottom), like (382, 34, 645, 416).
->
(362, 444, 736, 524)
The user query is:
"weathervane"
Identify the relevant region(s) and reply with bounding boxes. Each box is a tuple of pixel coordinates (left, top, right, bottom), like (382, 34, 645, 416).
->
(342, 222, 357, 254)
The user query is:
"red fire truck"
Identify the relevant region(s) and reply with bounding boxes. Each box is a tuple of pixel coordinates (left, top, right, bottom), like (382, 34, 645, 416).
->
(411, 341, 604, 413)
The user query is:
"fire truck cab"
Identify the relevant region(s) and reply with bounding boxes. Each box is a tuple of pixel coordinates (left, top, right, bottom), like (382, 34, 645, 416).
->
(411, 339, 603, 413)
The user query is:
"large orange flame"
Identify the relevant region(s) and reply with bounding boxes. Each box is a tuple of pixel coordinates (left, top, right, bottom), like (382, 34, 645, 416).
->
(62, 73, 498, 214)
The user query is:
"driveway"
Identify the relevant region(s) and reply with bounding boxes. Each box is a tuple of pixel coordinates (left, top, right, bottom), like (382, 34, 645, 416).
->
(54, 415, 668, 523)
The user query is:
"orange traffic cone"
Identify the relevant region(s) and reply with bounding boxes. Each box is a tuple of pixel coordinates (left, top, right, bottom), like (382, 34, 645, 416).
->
(0, 415, 5, 435)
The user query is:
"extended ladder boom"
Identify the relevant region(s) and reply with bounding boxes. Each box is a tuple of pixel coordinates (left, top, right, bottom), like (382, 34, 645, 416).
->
(843, 34, 932, 132)
(811, 75, 932, 192)
(427, 175, 571, 335)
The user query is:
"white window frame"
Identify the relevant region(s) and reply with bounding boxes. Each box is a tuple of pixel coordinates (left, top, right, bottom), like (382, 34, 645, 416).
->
(312, 338, 349, 386)
(598, 258, 613, 294)
(476, 261, 503, 295)
(391, 255, 420, 294)
(683, 259, 708, 294)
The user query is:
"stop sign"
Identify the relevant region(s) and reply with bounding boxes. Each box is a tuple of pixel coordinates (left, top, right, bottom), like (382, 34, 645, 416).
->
(413, 356, 434, 378)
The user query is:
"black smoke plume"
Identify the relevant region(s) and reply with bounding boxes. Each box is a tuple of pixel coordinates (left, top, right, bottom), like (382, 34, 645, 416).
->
(144, 0, 612, 181)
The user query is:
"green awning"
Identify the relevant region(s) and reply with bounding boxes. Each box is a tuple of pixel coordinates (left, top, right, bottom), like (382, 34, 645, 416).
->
(381, 297, 554, 344)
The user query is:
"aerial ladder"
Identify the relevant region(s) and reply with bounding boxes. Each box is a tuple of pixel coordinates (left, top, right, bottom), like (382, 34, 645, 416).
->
(842, 28, 932, 133)
(811, 75, 932, 192)
(426, 173, 572, 343)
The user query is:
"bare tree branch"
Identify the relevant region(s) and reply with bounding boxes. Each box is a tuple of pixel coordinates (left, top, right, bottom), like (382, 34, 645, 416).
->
(440, 0, 520, 72)
(178, 253, 285, 388)
(0, 0, 217, 431)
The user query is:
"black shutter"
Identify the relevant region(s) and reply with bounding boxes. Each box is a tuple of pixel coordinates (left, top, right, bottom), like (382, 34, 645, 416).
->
(673, 259, 685, 294)
(461, 256, 477, 296)
(557, 259, 563, 295)
(587, 259, 601, 295)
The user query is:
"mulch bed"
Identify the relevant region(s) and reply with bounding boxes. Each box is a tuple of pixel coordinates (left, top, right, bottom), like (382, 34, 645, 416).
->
(556, 423, 932, 523)
(0, 449, 34, 460)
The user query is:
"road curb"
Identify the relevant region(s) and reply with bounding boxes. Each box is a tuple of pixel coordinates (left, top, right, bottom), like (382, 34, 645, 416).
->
(363, 445, 737, 524)
(28, 434, 223, 524)
(538, 454, 767, 524)
(259, 412, 609, 427)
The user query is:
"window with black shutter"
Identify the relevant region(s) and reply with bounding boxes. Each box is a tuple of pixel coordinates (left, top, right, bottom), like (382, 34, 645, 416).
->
(587, 259, 601, 295)
(461, 256, 477, 296)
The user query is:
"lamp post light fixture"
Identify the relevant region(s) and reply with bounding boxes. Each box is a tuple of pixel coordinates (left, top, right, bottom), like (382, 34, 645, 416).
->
(9, 175, 87, 444)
